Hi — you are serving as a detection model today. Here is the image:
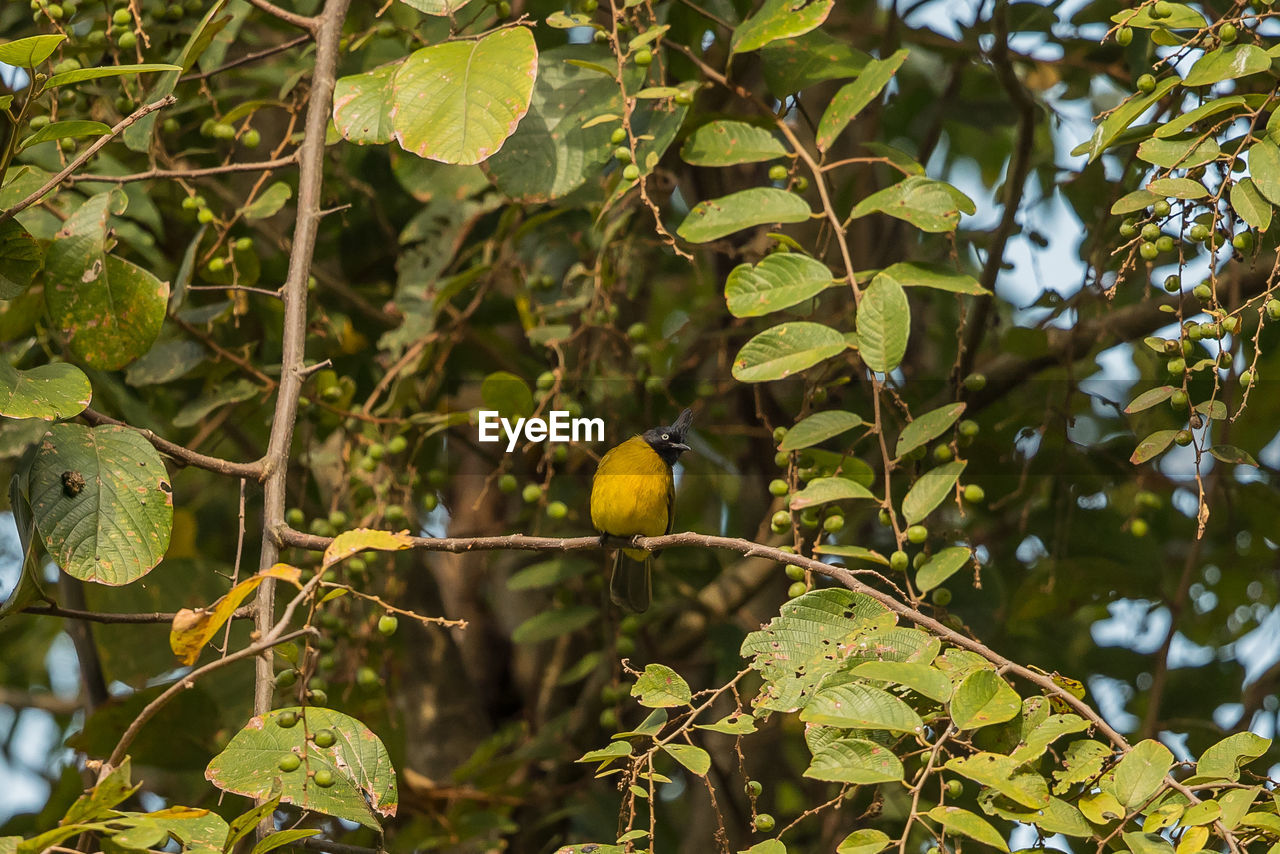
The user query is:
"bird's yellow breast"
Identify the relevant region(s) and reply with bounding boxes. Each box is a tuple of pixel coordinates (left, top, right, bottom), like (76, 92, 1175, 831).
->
(590, 436, 673, 538)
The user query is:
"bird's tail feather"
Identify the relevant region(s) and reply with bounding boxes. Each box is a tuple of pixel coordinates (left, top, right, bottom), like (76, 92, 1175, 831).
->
(609, 550, 651, 612)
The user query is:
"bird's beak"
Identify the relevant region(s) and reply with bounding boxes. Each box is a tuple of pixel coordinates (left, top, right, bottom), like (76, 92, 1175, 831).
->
(670, 442, 691, 453)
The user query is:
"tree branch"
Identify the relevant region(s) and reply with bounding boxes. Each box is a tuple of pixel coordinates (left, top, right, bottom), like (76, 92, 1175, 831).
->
(179, 34, 312, 83)
(81, 408, 264, 480)
(22, 603, 253, 624)
(0, 95, 176, 224)
(65, 154, 298, 185)
(244, 0, 317, 31)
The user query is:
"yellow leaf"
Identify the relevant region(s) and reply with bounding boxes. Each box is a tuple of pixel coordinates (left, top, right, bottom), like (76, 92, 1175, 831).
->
(169, 564, 302, 665)
(322, 528, 415, 569)
(1176, 825, 1208, 854)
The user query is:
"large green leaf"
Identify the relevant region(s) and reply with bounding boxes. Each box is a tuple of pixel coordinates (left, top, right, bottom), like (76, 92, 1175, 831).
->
(43, 63, 181, 89)
(29, 423, 172, 585)
(741, 589, 896, 713)
(677, 187, 811, 243)
(18, 120, 112, 153)
(759, 30, 869, 95)
(44, 191, 169, 370)
(391, 27, 537, 165)
(915, 546, 972, 593)
(333, 64, 397, 146)
(895, 402, 966, 458)
(1194, 732, 1271, 782)
(851, 660, 952, 703)
(778, 410, 863, 451)
(800, 678, 924, 733)
(731, 321, 846, 382)
(1231, 178, 1272, 232)
(486, 45, 627, 201)
(926, 806, 1009, 852)
(902, 461, 965, 524)
(0, 34, 66, 67)
(680, 120, 787, 166)
(397, 0, 478, 14)
(857, 273, 909, 373)
(724, 252, 834, 317)
(1110, 739, 1173, 809)
(631, 663, 692, 708)
(661, 744, 710, 776)
(0, 220, 42, 299)
(945, 752, 1050, 808)
(982, 792, 1091, 838)
(789, 476, 875, 509)
(731, 0, 834, 54)
(0, 361, 91, 420)
(1248, 140, 1280, 207)
(1182, 44, 1271, 87)
(849, 175, 974, 232)
(950, 669, 1021, 729)
(1073, 76, 1178, 161)
(805, 737, 904, 784)
(876, 261, 989, 295)
(1155, 95, 1257, 140)
(1136, 136, 1218, 169)
(1009, 714, 1091, 764)
(205, 707, 397, 830)
(816, 49, 907, 151)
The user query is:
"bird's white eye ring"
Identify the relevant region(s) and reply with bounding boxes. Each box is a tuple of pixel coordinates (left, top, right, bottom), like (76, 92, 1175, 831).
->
(662, 433, 669, 440)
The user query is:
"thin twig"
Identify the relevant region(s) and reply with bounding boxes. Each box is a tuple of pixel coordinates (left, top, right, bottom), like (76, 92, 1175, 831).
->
(65, 153, 298, 185)
(81, 408, 264, 480)
(21, 603, 253, 624)
(244, 0, 317, 31)
(180, 34, 311, 82)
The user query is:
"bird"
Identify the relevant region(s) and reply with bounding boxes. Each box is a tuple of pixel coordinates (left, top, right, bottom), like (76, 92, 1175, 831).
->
(589, 408, 694, 612)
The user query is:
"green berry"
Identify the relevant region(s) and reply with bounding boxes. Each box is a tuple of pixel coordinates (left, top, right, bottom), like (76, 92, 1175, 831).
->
(1268, 299, 1280, 321)
(197, 208, 215, 224)
(768, 479, 789, 497)
(1155, 235, 1175, 253)
(1222, 316, 1240, 335)
(496, 0, 510, 14)
(275, 669, 298, 689)
(1137, 73, 1156, 94)
(279, 753, 301, 772)
(633, 48, 652, 66)
(1167, 357, 1186, 376)
(377, 614, 399, 636)
(963, 484, 985, 503)
(234, 237, 254, 251)
(745, 780, 763, 797)
(536, 370, 556, 389)
(211, 122, 236, 140)
(1175, 430, 1193, 447)
(794, 176, 809, 191)
(774, 451, 789, 468)
(878, 509, 892, 526)
(958, 419, 979, 438)
(1194, 283, 1213, 302)
(1119, 219, 1137, 238)
(307, 688, 328, 706)
(770, 510, 790, 532)
(768, 164, 788, 181)
(823, 514, 844, 533)
(1130, 518, 1149, 537)
(206, 257, 225, 273)
(242, 128, 261, 148)
(1139, 241, 1158, 260)
(931, 587, 952, 607)
(787, 581, 807, 598)
(313, 728, 336, 748)
(1152, 0, 1172, 17)
(946, 779, 963, 798)
(890, 550, 909, 572)
(327, 509, 347, 528)
(610, 127, 626, 145)
(422, 493, 439, 512)
(1116, 26, 1133, 45)
(932, 444, 953, 462)
(522, 483, 543, 504)
(906, 525, 928, 544)
(313, 769, 335, 787)
(1240, 369, 1255, 387)
(546, 500, 568, 520)
(1141, 223, 1161, 242)
(626, 322, 648, 340)
(1163, 274, 1180, 293)
(674, 90, 693, 105)
(387, 435, 408, 454)
(622, 163, 640, 181)
(285, 507, 305, 527)
(598, 708, 619, 728)
(785, 564, 805, 581)
(1153, 199, 1170, 217)
(1220, 23, 1237, 43)
(277, 710, 299, 728)
(1189, 223, 1209, 241)
(754, 814, 776, 833)
(498, 473, 518, 493)
(613, 146, 632, 163)
(1233, 231, 1254, 252)
(773, 426, 789, 444)
(963, 373, 986, 392)
(112, 7, 132, 24)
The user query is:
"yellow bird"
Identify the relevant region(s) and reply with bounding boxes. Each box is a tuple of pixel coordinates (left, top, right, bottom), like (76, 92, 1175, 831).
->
(590, 408, 694, 612)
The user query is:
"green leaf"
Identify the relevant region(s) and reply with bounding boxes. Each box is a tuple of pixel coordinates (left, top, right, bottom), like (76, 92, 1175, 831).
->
(1076, 77, 1179, 162)
(632, 663, 692, 707)
(506, 558, 592, 591)
(398, 0, 477, 13)
(1136, 136, 1219, 169)
(926, 806, 1009, 852)
(1112, 739, 1173, 809)
(44, 191, 169, 370)
(816, 50, 908, 151)
(0, 34, 66, 67)
(661, 744, 710, 775)
(575, 741, 631, 765)
(480, 371, 534, 420)
(43, 63, 180, 89)
(849, 175, 974, 232)
(250, 829, 321, 854)
(1182, 800, 1222, 826)
(779, 410, 863, 451)
(1053, 739, 1111, 794)
(125, 338, 207, 386)
(1111, 3, 1205, 28)
(1146, 177, 1207, 200)
(511, 605, 598, 644)
(1130, 429, 1177, 465)
(945, 752, 1050, 809)
(725, 253, 834, 317)
(1156, 95, 1253, 140)
(678, 187, 812, 243)
(813, 544, 888, 566)
(18, 120, 111, 153)
(0, 473, 49, 621)
(1195, 732, 1270, 782)
(486, 45, 627, 201)
(851, 660, 952, 702)
(29, 423, 172, 585)
(857, 273, 909, 373)
(982, 793, 1092, 838)
(1182, 44, 1271, 87)
(895, 402, 966, 458)
(902, 461, 965, 525)
(681, 120, 788, 166)
(789, 476, 875, 509)
(242, 182, 292, 220)
(950, 669, 1021, 729)
(333, 63, 396, 146)
(1009, 714, 1090, 765)
(172, 379, 258, 428)
(205, 707, 397, 830)
(1109, 189, 1160, 215)
(742, 588, 896, 713)
(1231, 179, 1272, 232)
(731, 0, 834, 54)
(695, 713, 757, 735)
(1250, 140, 1280, 207)
(1208, 444, 1259, 467)
(0, 219, 42, 299)
(1121, 831, 1174, 854)
(759, 29, 869, 95)
(801, 678, 923, 732)
(391, 27, 538, 165)
(0, 361, 91, 420)
(740, 842, 785, 854)
(1125, 386, 1176, 414)
(612, 708, 667, 740)
(876, 261, 988, 295)
(836, 829, 891, 854)
(805, 737, 904, 784)
(731, 321, 846, 383)
(915, 546, 971, 593)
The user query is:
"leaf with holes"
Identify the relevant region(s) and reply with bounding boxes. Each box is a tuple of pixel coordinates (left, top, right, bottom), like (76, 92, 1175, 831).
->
(333, 64, 396, 145)
(391, 27, 537, 165)
(44, 191, 169, 370)
(950, 669, 1021, 729)
(732, 321, 846, 382)
(816, 49, 907, 150)
(724, 253, 835, 317)
(946, 752, 1049, 808)
(681, 120, 787, 166)
(678, 187, 812, 243)
(0, 219, 42, 299)
(28, 423, 172, 585)
(851, 660, 952, 703)
(205, 707, 397, 829)
(632, 664, 691, 708)
(0, 361, 91, 421)
(857, 272, 909, 373)
(731, 0, 834, 54)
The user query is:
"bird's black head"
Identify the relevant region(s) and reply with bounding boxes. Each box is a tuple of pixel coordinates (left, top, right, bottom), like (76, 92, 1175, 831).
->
(642, 408, 694, 466)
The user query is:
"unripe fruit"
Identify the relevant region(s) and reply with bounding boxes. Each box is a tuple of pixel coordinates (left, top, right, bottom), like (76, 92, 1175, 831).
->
(958, 419, 979, 438)
(754, 814, 776, 833)
(1167, 357, 1186, 376)
(422, 493, 439, 512)
(765, 479, 788, 498)
(890, 550, 909, 572)
(387, 435, 408, 455)
(610, 127, 626, 144)
(634, 48, 652, 66)
(546, 500, 568, 520)
(308, 689, 328, 706)
(197, 208, 215, 224)
(946, 779, 963, 798)
(313, 769, 335, 787)
(313, 728, 336, 747)
(878, 509, 892, 526)
(241, 128, 261, 148)
(279, 753, 301, 772)
(799, 508, 820, 529)
(613, 146, 632, 163)
(785, 564, 805, 581)
(963, 484, 985, 503)
(794, 176, 809, 191)
(496, 0, 510, 14)
(1155, 235, 1174, 253)
(774, 451, 789, 468)
(1220, 23, 1237, 43)
(771, 510, 790, 531)
(1241, 369, 1255, 387)
(1116, 26, 1133, 45)
(622, 163, 640, 181)
(1163, 274, 1180, 292)
(906, 525, 928, 544)
(285, 507, 305, 527)
(1141, 223, 1161, 241)
(277, 710, 299, 728)
(768, 164, 788, 181)
(234, 237, 254, 251)
(1170, 390, 1189, 409)
(1222, 316, 1239, 335)
(1130, 518, 1149, 537)
(112, 7, 131, 24)
(1189, 223, 1209, 241)
(1119, 219, 1137, 238)
(1137, 73, 1156, 94)
(1139, 241, 1158, 260)
(823, 514, 844, 533)
(1193, 283, 1212, 302)
(1153, 1, 1172, 18)
(745, 780, 763, 797)
(498, 473, 518, 493)
(931, 587, 952, 606)
(1175, 430, 1193, 446)
(377, 614, 399, 636)
(1153, 199, 1170, 217)
(275, 669, 298, 688)
(963, 373, 986, 392)
(522, 483, 542, 504)
(1233, 231, 1254, 252)
(932, 444, 953, 462)
(787, 581, 807, 598)
(1268, 299, 1280, 321)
